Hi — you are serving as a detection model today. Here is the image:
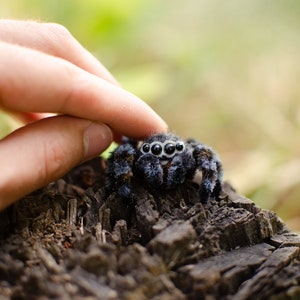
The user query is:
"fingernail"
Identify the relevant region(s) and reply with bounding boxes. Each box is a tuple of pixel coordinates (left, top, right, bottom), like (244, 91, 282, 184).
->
(84, 122, 113, 160)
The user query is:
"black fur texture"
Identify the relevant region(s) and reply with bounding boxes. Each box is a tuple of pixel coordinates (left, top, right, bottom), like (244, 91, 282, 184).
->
(105, 133, 223, 202)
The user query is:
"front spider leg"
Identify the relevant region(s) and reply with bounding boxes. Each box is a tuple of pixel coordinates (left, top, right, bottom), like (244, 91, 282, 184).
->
(105, 143, 137, 199)
(166, 153, 196, 188)
(193, 144, 223, 202)
(135, 154, 164, 191)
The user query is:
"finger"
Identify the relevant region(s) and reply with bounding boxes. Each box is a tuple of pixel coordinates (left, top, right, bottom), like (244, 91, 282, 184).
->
(9, 112, 56, 124)
(0, 115, 113, 210)
(0, 20, 118, 85)
(0, 42, 168, 139)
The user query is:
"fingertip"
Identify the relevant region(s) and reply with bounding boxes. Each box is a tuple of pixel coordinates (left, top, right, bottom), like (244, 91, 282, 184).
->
(158, 119, 169, 133)
(83, 122, 113, 160)
(141, 115, 169, 139)
(0, 116, 114, 210)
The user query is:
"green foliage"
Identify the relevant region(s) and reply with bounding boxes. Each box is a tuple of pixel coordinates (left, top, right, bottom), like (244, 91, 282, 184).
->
(1, 0, 300, 231)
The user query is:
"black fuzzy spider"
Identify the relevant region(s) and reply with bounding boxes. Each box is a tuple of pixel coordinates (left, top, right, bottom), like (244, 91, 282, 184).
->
(105, 133, 223, 202)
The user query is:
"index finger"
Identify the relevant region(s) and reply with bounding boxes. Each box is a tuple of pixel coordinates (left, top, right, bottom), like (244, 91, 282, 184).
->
(0, 42, 168, 139)
(0, 20, 119, 85)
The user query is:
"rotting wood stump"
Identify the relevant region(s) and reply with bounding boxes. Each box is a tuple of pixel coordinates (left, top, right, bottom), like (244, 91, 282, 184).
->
(0, 157, 299, 300)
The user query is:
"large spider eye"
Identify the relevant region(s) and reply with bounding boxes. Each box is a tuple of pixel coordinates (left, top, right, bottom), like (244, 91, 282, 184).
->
(142, 143, 150, 153)
(176, 142, 185, 152)
(151, 143, 162, 156)
(164, 143, 175, 155)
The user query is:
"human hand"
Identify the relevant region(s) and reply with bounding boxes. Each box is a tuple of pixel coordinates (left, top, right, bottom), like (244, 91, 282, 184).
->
(0, 20, 167, 210)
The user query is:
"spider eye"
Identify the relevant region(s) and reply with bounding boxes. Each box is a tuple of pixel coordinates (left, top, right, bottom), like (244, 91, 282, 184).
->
(151, 143, 162, 155)
(176, 142, 185, 152)
(164, 143, 175, 155)
(142, 143, 150, 153)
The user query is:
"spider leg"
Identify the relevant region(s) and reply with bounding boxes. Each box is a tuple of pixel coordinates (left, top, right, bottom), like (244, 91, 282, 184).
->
(105, 143, 137, 199)
(193, 144, 223, 202)
(135, 154, 164, 190)
(213, 159, 223, 198)
(166, 153, 196, 188)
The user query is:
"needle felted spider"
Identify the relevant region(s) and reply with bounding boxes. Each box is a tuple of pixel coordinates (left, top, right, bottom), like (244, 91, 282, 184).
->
(105, 133, 223, 202)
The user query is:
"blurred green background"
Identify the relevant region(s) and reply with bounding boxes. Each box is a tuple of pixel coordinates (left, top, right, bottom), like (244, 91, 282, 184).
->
(1, 0, 300, 231)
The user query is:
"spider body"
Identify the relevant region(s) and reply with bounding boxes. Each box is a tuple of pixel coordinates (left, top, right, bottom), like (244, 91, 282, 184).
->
(106, 133, 223, 202)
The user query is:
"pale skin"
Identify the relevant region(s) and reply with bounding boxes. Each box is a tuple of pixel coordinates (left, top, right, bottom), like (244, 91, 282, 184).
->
(0, 20, 168, 210)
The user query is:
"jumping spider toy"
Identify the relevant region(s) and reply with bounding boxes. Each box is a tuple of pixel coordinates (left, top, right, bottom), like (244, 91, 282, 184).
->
(106, 133, 223, 202)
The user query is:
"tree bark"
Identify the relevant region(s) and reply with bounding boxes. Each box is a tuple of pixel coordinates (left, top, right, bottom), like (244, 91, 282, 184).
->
(0, 157, 299, 299)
